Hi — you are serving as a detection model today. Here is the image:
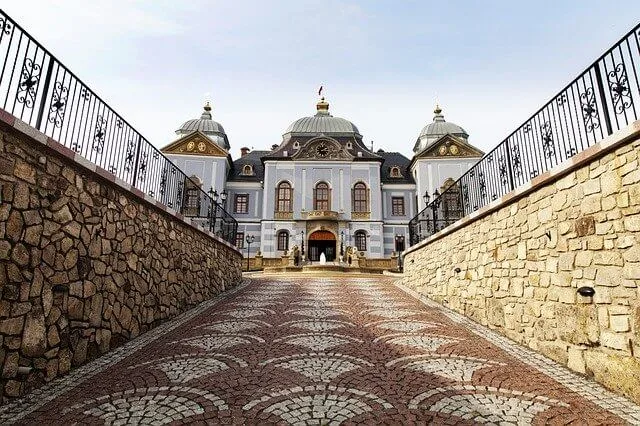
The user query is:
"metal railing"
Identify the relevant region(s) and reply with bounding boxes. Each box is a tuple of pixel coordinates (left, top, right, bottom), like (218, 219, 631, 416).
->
(410, 22, 640, 247)
(0, 10, 237, 245)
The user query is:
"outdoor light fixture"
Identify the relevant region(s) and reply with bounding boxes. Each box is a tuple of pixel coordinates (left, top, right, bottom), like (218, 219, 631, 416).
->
(212, 189, 219, 202)
(220, 189, 228, 208)
(245, 234, 255, 271)
(577, 286, 595, 297)
(423, 191, 430, 204)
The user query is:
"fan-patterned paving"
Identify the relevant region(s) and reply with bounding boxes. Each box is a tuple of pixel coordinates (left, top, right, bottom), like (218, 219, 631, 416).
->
(3, 276, 639, 425)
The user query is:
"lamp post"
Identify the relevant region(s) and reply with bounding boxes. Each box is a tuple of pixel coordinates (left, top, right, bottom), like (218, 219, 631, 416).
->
(340, 230, 344, 262)
(395, 235, 405, 272)
(245, 234, 255, 271)
(423, 190, 430, 207)
(300, 230, 305, 261)
(208, 187, 218, 233)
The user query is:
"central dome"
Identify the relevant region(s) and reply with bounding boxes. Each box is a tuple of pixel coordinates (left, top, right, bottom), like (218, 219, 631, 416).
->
(284, 98, 361, 137)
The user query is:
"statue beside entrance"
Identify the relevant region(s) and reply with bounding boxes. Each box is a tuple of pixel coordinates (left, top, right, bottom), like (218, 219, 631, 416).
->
(319, 252, 327, 265)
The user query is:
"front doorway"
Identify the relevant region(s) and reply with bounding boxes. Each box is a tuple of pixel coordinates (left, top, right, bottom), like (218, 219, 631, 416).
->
(308, 230, 336, 261)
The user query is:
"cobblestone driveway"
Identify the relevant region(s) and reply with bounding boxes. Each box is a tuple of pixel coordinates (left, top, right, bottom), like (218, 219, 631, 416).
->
(2, 276, 640, 425)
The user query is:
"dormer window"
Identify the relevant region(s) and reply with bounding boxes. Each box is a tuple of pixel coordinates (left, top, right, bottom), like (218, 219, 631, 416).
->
(293, 141, 300, 149)
(242, 165, 253, 176)
(390, 166, 402, 178)
(346, 142, 352, 149)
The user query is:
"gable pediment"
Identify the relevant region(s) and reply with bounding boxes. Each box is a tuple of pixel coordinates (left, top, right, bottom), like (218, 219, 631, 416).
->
(415, 134, 484, 159)
(160, 131, 228, 157)
(293, 136, 354, 160)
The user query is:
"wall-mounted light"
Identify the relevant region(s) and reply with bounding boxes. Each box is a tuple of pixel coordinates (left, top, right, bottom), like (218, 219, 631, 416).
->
(577, 286, 595, 297)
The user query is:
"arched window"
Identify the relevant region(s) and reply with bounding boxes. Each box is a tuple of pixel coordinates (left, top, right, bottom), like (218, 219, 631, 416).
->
(354, 230, 367, 251)
(276, 181, 292, 212)
(277, 230, 289, 251)
(242, 165, 253, 175)
(352, 182, 368, 212)
(314, 182, 330, 211)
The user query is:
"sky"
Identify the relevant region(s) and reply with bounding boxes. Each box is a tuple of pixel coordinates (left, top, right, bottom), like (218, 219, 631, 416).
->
(2, 1, 639, 159)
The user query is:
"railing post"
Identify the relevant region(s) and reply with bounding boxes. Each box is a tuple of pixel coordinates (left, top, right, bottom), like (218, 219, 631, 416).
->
(594, 64, 613, 136)
(505, 139, 515, 191)
(35, 59, 54, 130)
(131, 135, 143, 186)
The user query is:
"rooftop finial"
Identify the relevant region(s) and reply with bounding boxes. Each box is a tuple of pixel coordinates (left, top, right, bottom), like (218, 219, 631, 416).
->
(434, 103, 442, 115)
(316, 96, 330, 115)
(204, 101, 212, 112)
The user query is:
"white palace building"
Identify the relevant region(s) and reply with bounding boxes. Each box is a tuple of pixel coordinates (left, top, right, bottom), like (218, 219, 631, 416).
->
(161, 97, 483, 264)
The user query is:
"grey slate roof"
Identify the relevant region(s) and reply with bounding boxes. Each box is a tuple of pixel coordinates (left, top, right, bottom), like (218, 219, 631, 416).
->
(176, 104, 230, 150)
(378, 151, 415, 184)
(285, 115, 361, 136)
(228, 150, 269, 182)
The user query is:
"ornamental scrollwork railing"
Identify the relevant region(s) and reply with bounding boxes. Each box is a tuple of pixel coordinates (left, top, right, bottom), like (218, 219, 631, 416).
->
(0, 9, 238, 245)
(410, 21, 640, 247)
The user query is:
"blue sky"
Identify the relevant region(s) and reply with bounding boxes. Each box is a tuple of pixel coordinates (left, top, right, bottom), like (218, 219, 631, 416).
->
(3, 1, 639, 158)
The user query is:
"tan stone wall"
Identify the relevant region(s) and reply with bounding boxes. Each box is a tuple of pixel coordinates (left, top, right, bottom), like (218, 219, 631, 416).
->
(0, 122, 242, 401)
(403, 126, 640, 404)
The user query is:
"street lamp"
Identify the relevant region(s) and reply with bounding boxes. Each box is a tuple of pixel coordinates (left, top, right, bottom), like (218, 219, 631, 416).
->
(245, 234, 255, 271)
(395, 235, 405, 272)
(208, 187, 217, 232)
(423, 190, 430, 206)
(220, 189, 228, 209)
(340, 230, 344, 262)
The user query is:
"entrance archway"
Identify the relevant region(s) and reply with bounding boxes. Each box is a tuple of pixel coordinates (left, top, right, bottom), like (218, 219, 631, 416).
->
(308, 230, 336, 261)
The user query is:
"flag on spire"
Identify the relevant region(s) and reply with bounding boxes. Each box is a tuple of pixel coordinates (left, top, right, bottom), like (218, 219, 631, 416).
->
(318, 85, 323, 96)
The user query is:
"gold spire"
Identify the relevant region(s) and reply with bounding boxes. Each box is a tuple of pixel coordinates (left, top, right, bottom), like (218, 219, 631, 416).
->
(316, 96, 329, 113)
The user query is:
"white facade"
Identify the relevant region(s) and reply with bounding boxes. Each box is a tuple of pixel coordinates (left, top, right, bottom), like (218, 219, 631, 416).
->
(162, 101, 483, 262)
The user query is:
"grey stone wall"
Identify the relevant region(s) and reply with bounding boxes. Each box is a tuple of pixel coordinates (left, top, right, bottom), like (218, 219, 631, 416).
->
(403, 122, 640, 404)
(0, 121, 242, 402)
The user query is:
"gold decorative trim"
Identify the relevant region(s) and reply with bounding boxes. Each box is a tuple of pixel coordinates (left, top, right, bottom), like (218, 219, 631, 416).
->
(351, 211, 371, 220)
(305, 210, 339, 220)
(274, 211, 293, 220)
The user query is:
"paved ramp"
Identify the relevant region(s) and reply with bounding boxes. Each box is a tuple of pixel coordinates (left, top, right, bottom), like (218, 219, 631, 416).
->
(3, 276, 639, 424)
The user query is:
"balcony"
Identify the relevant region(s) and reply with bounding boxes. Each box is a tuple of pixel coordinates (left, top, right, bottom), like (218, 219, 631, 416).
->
(304, 210, 340, 221)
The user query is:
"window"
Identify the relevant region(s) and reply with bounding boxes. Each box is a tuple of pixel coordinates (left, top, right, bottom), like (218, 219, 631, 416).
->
(185, 188, 200, 209)
(391, 197, 405, 216)
(277, 230, 289, 251)
(314, 182, 330, 211)
(354, 231, 367, 251)
(352, 182, 368, 212)
(235, 232, 245, 249)
(242, 165, 253, 176)
(234, 194, 249, 214)
(276, 182, 292, 212)
(182, 175, 202, 216)
(390, 166, 401, 178)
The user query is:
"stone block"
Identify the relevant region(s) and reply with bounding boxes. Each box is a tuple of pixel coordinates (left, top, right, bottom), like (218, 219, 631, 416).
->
(556, 304, 599, 345)
(625, 215, 640, 232)
(600, 331, 629, 351)
(0, 317, 24, 335)
(584, 352, 640, 404)
(21, 309, 46, 357)
(567, 347, 586, 374)
(610, 315, 630, 333)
